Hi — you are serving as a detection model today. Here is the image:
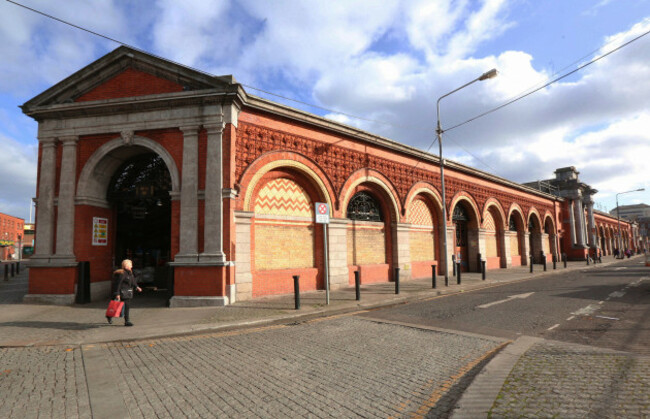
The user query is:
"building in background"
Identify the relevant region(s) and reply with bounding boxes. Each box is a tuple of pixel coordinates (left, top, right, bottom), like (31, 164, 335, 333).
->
(22, 223, 35, 258)
(0, 212, 25, 261)
(610, 204, 650, 221)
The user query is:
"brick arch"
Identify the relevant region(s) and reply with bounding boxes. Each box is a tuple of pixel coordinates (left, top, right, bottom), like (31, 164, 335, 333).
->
(543, 212, 556, 233)
(77, 135, 180, 206)
(527, 207, 543, 232)
(404, 182, 443, 221)
(240, 152, 335, 214)
(340, 168, 401, 222)
(482, 198, 506, 230)
(449, 192, 481, 228)
(507, 203, 526, 229)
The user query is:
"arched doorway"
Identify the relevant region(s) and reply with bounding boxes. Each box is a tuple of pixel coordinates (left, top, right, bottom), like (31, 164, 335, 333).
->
(452, 204, 472, 272)
(528, 214, 542, 263)
(543, 216, 556, 262)
(107, 152, 172, 290)
(483, 205, 505, 269)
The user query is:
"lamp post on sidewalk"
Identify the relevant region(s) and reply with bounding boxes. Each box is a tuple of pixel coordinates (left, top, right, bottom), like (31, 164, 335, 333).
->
(436, 68, 498, 283)
(615, 188, 644, 257)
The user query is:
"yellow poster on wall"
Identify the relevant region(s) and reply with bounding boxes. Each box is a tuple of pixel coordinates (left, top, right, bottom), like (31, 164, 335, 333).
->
(92, 217, 108, 246)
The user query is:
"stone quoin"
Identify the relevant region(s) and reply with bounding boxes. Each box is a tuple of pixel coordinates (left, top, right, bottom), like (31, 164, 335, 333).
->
(21, 46, 639, 306)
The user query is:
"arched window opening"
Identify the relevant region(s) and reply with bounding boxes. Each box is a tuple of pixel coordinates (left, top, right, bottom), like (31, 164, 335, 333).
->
(452, 204, 469, 222)
(509, 215, 518, 232)
(347, 192, 383, 222)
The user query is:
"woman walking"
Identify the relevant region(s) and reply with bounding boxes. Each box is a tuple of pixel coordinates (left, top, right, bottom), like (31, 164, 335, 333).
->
(112, 259, 142, 326)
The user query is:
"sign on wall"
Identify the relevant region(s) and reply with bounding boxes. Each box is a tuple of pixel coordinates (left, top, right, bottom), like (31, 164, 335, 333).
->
(92, 217, 108, 246)
(315, 202, 329, 224)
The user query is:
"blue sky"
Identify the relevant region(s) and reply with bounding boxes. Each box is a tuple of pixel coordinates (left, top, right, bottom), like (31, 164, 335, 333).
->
(1, 0, 650, 221)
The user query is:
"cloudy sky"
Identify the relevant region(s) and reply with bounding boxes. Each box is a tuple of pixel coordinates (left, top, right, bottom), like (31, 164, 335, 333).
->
(1, 0, 650, 221)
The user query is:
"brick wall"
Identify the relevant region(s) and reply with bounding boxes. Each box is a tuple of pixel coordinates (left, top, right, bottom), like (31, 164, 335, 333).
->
(254, 223, 315, 270)
(76, 68, 183, 102)
(409, 230, 434, 262)
(347, 223, 386, 265)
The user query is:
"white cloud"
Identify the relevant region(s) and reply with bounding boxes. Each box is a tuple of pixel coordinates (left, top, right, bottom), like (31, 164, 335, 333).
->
(0, 133, 37, 220)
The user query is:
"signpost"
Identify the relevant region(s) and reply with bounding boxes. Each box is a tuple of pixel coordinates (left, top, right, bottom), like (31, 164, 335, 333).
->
(315, 203, 330, 304)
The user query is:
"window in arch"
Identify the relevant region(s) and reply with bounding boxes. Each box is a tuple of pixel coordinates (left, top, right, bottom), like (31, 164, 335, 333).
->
(347, 192, 383, 222)
(528, 219, 536, 233)
(509, 215, 518, 232)
(452, 204, 470, 221)
(544, 222, 551, 234)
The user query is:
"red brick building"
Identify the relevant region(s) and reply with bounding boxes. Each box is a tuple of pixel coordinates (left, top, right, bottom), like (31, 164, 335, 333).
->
(21, 47, 637, 305)
(0, 212, 24, 261)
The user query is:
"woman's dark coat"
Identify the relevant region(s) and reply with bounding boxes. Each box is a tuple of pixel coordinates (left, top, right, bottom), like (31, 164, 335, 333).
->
(112, 269, 139, 299)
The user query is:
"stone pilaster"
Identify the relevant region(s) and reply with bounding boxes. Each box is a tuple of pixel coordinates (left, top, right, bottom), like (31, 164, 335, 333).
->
(585, 198, 597, 249)
(201, 122, 226, 262)
(175, 126, 200, 262)
(33, 138, 57, 259)
(394, 223, 411, 281)
(568, 200, 577, 245)
(53, 136, 78, 262)
(503, 231, 515, 267)
(522, 232, 531, 265)
(327, 218, 349, 288)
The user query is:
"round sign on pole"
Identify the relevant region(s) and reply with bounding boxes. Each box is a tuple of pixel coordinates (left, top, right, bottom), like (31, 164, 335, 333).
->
(315, 202, 330, 224)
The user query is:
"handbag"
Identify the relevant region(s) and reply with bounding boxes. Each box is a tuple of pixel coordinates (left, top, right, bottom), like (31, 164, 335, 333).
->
(121, 288, 134, 299)
(106, 299, 124, 318)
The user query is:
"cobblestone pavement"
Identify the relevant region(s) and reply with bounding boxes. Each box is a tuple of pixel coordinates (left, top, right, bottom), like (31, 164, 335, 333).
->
(0, 346, 91, 418)
(0, 316, 506, 418)
(488, 340, 650, 418)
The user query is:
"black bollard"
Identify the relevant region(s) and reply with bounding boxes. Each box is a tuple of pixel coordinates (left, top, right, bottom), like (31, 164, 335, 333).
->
(477, 253, 482, 274)
(452, 254, 456, 276)
(394, 267, 400, 294)
(10, 263, 15, 277)
(543, 255, 547, 271)
(552, 254, 557, 270)
(293, 275, 300, 310)
(563, 253, 567, 268)
(354, 270, 361, 301)
(586, 255, 590, 265)
(4, 264, 8, 281)
(481, 260, 486, 280)
(530, 254, 534, 273)
(16, 262, 20, 274)
(456, 262, 461, 285)
(432, 264, 437, 289)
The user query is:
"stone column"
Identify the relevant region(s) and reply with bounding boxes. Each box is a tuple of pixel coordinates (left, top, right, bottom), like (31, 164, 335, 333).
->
(327, 218, 349, 288)
(54, 136, 78, 261)
(568, 200, 577, 246)
(175, 126, 200, 262)
(443, 224, 455, 277)
(33, 138, 57, 258)
(503, 230, 513, 268)
(586, 201, 597, 248)
(394, 223, 411, 281)
(201, 123, 226, 262)
(522, 232, 531, 264)
(574, 199, 586, 248)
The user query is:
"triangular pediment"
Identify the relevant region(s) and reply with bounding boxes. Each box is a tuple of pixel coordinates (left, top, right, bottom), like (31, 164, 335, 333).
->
(23, 46, 237, 111)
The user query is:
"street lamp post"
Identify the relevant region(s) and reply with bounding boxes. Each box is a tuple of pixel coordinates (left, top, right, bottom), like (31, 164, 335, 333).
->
(436, 69, 498, 282)
(615, 188, 645, 257)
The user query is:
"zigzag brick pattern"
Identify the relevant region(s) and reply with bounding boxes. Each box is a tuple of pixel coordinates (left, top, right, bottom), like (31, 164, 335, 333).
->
(409, 199, 434, 226)
(254, 178, 313, 217)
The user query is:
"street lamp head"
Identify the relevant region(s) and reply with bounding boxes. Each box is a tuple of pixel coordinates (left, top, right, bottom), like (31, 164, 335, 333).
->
(478, 68, 498, 81)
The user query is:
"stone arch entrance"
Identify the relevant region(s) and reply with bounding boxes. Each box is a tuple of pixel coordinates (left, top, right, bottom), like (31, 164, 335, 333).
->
(450, 200, 480, 272)
(107, 152, 173, 288)
(528, 212, 543, 263)
(483, 204, 506, 270)
(76, 136, 180, 299)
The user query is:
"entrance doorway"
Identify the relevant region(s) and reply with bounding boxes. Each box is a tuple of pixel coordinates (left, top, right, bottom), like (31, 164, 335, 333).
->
(107, 153, 172, 295)
(453, 204, 469, 272)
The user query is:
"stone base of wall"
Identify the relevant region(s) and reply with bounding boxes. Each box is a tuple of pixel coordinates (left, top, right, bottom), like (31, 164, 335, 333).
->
(23, 294, 75, 305)
(169, 296, 229, 307)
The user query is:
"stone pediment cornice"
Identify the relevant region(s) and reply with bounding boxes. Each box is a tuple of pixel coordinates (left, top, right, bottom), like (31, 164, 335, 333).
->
(21, 46, 244, 117)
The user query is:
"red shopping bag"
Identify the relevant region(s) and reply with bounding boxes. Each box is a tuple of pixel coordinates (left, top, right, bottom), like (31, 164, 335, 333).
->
(106, 300, 124, 318)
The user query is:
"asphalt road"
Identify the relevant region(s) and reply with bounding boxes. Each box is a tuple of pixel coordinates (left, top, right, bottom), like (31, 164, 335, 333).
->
(358, 258, 650, 354)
